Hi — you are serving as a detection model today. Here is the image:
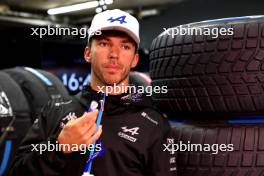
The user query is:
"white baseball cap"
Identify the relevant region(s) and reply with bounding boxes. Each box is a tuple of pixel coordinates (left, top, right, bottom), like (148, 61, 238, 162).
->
(88, 9, 140, 45)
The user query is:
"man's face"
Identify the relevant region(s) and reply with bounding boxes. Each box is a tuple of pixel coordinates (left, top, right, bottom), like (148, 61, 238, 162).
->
(84, 31, 139, 86)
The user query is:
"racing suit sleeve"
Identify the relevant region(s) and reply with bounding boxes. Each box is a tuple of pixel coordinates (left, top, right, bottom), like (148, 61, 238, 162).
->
(146, 117, 177, 176)
(9, 99, 70, 176)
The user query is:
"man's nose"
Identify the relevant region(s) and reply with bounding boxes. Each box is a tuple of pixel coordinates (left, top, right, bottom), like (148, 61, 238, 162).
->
(109, 45, 119, 59)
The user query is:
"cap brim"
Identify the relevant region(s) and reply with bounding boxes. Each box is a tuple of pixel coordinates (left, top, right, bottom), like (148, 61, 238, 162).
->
(96, 26, 140, 44)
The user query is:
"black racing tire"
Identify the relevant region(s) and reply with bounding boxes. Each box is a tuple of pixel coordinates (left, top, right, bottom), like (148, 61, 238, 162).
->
(129, 71, 151, 87)
(37, 69, 69, 97)
(4, 67, 69, 123)
(0, 72, 30, 117)
(150, 16, 264, 115)
(171, 121, 264, 176)
(0, 71, 31, 176)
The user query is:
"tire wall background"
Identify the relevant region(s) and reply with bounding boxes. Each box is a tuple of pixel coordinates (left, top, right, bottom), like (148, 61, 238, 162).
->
(149, 16, 264, 175)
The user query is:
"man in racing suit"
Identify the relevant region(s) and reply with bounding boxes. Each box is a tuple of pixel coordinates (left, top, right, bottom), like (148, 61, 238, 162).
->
(10, 9, 176, 176)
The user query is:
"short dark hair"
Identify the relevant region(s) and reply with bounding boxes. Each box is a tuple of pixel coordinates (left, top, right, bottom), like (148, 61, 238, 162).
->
(87, 30, 138, 52)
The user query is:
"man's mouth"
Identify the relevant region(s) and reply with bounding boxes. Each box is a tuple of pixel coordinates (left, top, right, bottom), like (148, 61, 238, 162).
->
(104, 64, 121, 72)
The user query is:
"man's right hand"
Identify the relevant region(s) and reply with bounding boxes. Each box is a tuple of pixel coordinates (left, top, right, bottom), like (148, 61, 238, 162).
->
(57, 110, 102, 153)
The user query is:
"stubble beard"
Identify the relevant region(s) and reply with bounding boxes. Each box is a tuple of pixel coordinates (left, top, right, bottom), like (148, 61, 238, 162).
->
(92, 65, 130, 87)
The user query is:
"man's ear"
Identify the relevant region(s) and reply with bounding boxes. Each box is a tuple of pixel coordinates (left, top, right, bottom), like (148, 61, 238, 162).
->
(84, 47, 91, 63)
(131, 53, 139, 68)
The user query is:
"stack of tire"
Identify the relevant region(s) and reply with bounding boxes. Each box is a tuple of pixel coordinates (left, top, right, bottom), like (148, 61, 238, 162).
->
(0, 71, 31, 176)
(150, 16, 264, 175)
(0, 67, 69, 176)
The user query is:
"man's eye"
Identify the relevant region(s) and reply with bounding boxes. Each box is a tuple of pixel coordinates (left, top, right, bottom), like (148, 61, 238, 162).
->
(122, 45, 131, 50)
(99, 42, 108, 47)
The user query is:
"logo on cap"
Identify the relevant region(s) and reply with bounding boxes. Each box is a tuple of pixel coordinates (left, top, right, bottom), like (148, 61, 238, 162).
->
(108, 15, 127, 24)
